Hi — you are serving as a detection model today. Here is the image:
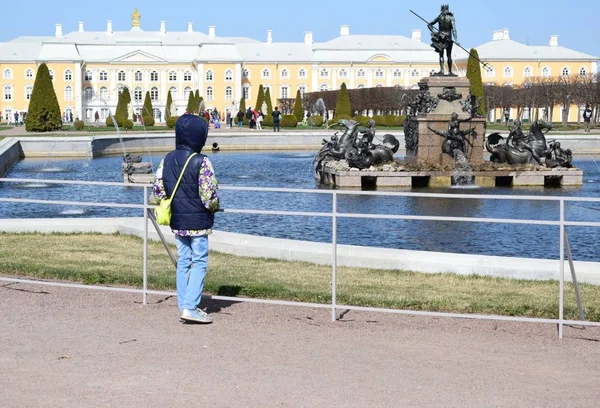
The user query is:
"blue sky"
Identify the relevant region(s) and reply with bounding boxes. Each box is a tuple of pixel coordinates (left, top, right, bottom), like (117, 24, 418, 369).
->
(2, 0, 598, 56)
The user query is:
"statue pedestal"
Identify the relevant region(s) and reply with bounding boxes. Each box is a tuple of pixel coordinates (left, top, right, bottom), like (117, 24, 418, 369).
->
(404, 76, 485, 167)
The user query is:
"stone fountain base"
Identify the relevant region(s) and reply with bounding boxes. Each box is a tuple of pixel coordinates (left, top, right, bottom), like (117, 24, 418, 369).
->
(317, 161, 583, 188)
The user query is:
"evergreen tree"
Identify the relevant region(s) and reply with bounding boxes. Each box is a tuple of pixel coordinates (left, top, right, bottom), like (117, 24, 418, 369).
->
(25, 63, 62, 132)
(334, 82, 352, 118)
(293, 89, 304, 123)
(239, 97, 247, 125)
(194, 90, 201, 112)
(265, 87, 273, 115)
(186, 91, 195, 113)
(143, 91, 154, 122)
(121, 87, 131, 120)
(255, 85, 265, 112)
(466, 48, 487, 119)
(165, 89, 173, 120)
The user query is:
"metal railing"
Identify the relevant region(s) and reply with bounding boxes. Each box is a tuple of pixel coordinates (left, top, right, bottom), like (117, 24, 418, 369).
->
(1, 177, 600, 339)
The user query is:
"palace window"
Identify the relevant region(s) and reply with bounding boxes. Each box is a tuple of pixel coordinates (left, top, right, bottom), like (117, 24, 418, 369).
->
(281, 86, 289, 99)
(99, 87, 108, 101)
(64, 69, 72, 81)
(393, 69, 402, 78)
(3, 68, 12, 79)
(25, 85, 33, 100)
(206, 70, 214, 82)
(503, 66, 513, 78)
(411, 69, 419, 78)
(135, 71, 143, 82)
(243, 68, 250, 78)
(153, 108, 161, 121)
(150, 71, 159, 82)
(118, 71, 126, 82)
(542, 67, 551, 77)
(357, 69, 366, 78)
(562, 67, 570, 77)
(65, 86, 73, 101)
(83, 86, 93, 101)
(375, 69, 384, 78)
(225, 69, 233, 81)
(262, 68, 271, 79)
(169, 71, 177, 81)
(49, 70, 54, 80)
(85, 70, 93, 81)
(206, 86, 214, 101)
(485, 65, 495, 78)
(357, 84, 365, 89)
(100, 108, 109, 119)
(523, 67, 532, 78)
(169, 86, 177, 100)
(99, 70, 108, 81)
(3, 85, 13, 101)
(183, 71, 192, 81)
(134, 87, 143, 101)
(580, 67, 588, 77)
(183, 87, 192, 100)
(429, 69, 437, 76)
(319, 68, 329, 78)
(298, 68, 306, 78)
(150, 87, 159, 100)
(243, 85, 250, 100)
(320, 84, 329, 91)
(225, 86, 233, 100)
(338, 69, 348, 79)
(394, 84, 401, 88)
(376, 84, 383, 88)
(298, 85, 306, 98)
(280, 68, 289, 79)
(25, 69, 34, 79)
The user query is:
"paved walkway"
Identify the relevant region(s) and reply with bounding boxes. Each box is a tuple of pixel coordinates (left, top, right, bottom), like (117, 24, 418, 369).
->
(1, 282, 600, 407)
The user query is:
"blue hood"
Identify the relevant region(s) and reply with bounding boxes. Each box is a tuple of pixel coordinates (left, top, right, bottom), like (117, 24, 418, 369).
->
(175, 114, 208, 153)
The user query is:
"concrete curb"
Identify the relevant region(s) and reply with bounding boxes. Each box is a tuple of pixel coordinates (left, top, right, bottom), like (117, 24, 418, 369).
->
(2, 217, 599, 285)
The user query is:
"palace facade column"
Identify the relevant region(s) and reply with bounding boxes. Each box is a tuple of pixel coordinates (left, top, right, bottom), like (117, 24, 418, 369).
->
(234, 63, 242, 102)
(311, 64, 318, 92)
(74, 62, 82, 120)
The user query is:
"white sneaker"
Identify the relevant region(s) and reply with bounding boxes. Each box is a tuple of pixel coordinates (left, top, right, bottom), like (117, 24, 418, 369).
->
(180, 308, 213, 324)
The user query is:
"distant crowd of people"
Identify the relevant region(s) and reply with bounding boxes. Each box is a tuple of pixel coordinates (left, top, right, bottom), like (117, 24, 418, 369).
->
(231, 106, 281, 132)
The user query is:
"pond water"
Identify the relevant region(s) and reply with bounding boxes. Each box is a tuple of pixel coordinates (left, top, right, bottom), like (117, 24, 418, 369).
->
(1, 151, 600, 261)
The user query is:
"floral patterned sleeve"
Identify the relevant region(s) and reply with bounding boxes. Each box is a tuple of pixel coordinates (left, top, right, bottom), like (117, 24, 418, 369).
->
(199, 156, 220, 213)
(152, 159, 167, 201)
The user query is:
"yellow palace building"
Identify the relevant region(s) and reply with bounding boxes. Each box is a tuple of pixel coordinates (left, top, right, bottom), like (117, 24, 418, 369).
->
(0, 9, 597, 123)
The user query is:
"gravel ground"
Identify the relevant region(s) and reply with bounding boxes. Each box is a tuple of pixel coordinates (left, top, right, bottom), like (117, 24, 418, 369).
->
(1, 282, 600, 408)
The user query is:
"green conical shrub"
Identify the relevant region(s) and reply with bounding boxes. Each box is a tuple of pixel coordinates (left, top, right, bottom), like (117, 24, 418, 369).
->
(334, 82, 352, 118)
(142, 91, 155, 126)
(194, 90, 200, 113)
(25, 63, 62, 132)
(293, 89, 304, 123)
(255, 85, 265, 112)
(121, 87, 131, 120)
(466, 48, 486, 118)
(265, 87, 273, 115)
(165, 89, 173, 120)
(186, 91, 195, 113)
(239, 97, 247, 125)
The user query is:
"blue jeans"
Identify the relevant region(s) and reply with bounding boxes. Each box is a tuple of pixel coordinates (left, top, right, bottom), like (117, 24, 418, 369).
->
(175, 234, 209, 312)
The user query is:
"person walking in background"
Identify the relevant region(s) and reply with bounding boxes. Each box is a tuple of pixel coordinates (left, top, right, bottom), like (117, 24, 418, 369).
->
(69, 111, 73, 123)
(583, 105, 593, 133)
(152, 115, 220, 324)
(94, 111, 99, 123)
(246, 107, 253, 129)
(14, 111, 19, 127)
(225, 110, 231, 129)
(256, 111, 263, 130)
(272, 107, 281, 132)
(237, 109, 244, 129)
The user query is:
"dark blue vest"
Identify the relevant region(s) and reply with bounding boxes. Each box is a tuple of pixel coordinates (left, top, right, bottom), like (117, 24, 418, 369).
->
(163, 149, 214, 230)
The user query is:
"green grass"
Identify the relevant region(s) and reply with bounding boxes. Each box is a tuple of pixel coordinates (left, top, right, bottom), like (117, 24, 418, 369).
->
(1, 232, 599, 321)
(0, 126, 12, 131)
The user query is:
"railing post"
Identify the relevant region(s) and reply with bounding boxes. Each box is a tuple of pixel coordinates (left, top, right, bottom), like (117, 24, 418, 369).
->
(331, 192, 338, 322)
(558, 199, 565, 339)
(143, 186, 149, 306)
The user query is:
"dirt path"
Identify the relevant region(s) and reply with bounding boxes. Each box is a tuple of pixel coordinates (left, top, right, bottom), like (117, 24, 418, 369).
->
(1, 283, 600, 407)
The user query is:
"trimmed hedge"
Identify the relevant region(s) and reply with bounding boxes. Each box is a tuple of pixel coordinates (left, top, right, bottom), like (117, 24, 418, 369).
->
(280, 115, 298, 128)
(166, 116, 179, 128)
(385, 115, 405, 127)
(74, 120, 85, 130)
(335, 83, 352, 117)
(262, 115, 273, 127)
(353, 115, 371, 127)
(25, 63, 62, 132)
(307, 115, 324, 127)
(466, 48, 486, 118)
